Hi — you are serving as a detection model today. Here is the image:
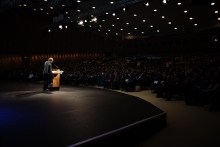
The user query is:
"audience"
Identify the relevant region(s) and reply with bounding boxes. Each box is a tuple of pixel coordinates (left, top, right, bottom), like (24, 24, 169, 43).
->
(1, 52, 220, 111)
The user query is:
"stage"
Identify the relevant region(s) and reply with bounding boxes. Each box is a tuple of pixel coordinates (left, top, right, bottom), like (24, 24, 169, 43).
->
(0, 81, 166, 147)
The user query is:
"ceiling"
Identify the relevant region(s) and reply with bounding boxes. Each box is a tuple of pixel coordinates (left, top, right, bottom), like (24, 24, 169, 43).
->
(1, 0, 220, 39)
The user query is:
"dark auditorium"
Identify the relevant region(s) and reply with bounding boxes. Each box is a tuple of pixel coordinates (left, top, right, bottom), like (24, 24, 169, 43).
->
(0, 0, 220, 147)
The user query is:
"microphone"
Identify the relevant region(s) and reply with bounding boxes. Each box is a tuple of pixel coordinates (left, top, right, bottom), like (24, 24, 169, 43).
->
(53, 63, 59, 69)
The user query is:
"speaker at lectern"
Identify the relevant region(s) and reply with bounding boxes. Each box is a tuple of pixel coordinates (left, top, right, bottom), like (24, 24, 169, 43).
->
(52, 69, 64, 90)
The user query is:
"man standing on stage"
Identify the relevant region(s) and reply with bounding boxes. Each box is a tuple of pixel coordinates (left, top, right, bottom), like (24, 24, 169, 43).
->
(43, 57, 53, 91)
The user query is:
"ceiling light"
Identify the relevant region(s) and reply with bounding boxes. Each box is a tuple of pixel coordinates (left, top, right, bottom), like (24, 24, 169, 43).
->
(65, 25, 68, 29)
(174, 27, 177, 29)
(102, 20, 105, 21)
(143, 20, 146, 22)
(211, 3, 215, 5)
(134, 28, 137, 29)
(142, 32, 144, 34)
(112, 24, 114, 26)
(78, 20, 84, 26)
(46, 13, 49, 15)
(194, 24, 197, 26)
(144, 2, 149, 7)
(50, 7, 53, 9)
(110, 2, 114, 4)
(154, 9, 157, 12)
(162, 16, 165, 18)
(108, 30, 111, 32)
(150, 25, 153, 27)
(106, 33, 108, 35)
(128, 33, 130, 34)
(91, 17, 97, 22)
(19, 5, 22, 6)
(162, 0, 169, 4)
(99, 25, 102, 27)
(117, 18, 119, 19)
(157, 30, 159, 32)
(106, 12, 109, 14)
(44, 0, 47, 1)
(40, 8, 43, 10)
(218, 18, 220, 20)
(33, 9, 36, 11)
(77, 10, 80, 12)
(120, 29, 123, 30)
(116, 33, 118, 35)
(77, 0, 81, 2)
(215, 11, 218, 13)
(23, 4, 27, 6)
(48, 29, 51, 32)
(126, 23, 129, 25)
(62, 4, 65, 7)
(190, 17, 193, 20)
(168, 22, 171, 24)
(177, 2, 181, 5)
(66, 12, 68, 14)
(92, 7, 95, 9)
(84, 20, 87, 22)
(98, 29, 100, 31)
(184, 10, 187, 13)
(59, 25, 63, 29)
(112, 10, 118, 16)
(91, 15, 94, 17)
(89, 25, 92, 27)
(134, 14, 137, 16)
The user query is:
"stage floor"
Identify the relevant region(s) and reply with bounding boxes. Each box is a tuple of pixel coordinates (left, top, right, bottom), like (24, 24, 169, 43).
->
(0, 81, 166, 147)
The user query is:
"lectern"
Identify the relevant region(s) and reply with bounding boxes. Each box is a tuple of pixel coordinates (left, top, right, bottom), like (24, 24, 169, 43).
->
(52, 69, 63, 90)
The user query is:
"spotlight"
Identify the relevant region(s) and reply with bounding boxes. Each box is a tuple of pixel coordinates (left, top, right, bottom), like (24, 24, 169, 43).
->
(59, 25, 63, 30)
(91, 17, 97, 22)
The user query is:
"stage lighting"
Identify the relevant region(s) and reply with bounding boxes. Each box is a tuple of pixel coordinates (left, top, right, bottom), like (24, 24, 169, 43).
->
(59, 25, 63, 29)
(78, 20, 84, 26)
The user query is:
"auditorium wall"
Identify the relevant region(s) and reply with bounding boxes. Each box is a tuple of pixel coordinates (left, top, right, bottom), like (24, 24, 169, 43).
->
(116, 28, 220, 54)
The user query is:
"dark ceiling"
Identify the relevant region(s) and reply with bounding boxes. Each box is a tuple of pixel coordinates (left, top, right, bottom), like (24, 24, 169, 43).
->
(1, 0, 220, 39)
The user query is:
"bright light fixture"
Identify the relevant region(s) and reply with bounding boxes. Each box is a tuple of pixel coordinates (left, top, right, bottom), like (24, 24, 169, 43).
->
(117, 18, 119, 19)
(50, 7, 53, 9)
(143, 20, 146, 22)
(112, 24, 114, 26)
(157, 30, 159, 32)
(134, 28, 137, 29)
(168, 22, 171, 24)
(194, 24, 197, 26)
(108, 30, 111, 31)
(126, 23, 129, 25)
(211, 3, 215, 5)
(77, 10, 80, 12)
(215, 11, 218, 13)
(154, 9, 157, 12)
(184, 10, 187, 13)
(162, 16, 165, 18)
(110, 2, 114, 4)
(120, 29, 123, 30)
(128, 33, 130, 34)
(174, 27, 177, 29)
(150, 25, 153, 27)
(177, 2, 181, 5)
(190, 17, 193, 20)
(134, 14, 137, 16)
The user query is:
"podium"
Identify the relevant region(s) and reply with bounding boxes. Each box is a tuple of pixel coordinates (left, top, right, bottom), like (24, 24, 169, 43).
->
(52, 69, 64, 90)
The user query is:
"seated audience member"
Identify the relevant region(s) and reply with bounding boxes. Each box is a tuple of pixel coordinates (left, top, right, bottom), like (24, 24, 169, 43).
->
(185, 77, 219, 105)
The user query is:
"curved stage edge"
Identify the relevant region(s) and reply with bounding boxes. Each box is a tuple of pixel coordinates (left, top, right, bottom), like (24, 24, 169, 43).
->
(0, 81, 166, 147)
